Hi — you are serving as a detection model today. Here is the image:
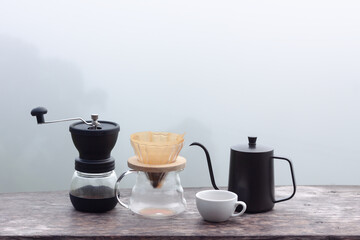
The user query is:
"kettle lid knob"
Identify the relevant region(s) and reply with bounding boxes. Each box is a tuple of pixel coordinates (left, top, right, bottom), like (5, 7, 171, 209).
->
(231, 136, 273, 153)
(248, 136, 257, 146)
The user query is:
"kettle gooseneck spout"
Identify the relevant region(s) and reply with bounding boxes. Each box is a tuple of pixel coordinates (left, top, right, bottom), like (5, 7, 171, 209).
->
(189, 142, 219, 190)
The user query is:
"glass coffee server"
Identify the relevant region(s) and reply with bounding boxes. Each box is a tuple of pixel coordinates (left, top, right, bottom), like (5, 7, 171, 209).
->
(116, 131, 187, 219)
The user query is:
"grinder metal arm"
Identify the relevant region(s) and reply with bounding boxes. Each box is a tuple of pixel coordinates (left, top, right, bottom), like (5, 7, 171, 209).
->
(30, 106, 100, 128)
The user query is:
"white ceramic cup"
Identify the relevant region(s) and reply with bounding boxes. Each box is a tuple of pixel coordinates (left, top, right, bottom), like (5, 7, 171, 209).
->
(196, 190, 247, 222)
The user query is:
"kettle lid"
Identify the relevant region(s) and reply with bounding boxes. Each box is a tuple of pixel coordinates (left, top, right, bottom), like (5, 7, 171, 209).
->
(231, 137, 273, 153)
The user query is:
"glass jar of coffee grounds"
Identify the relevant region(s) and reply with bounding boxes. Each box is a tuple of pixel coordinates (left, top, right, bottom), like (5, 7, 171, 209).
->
(70, 170, 117, 213)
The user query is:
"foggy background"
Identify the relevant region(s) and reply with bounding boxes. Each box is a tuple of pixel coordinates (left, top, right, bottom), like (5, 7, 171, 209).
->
(0, 0, 359, 193)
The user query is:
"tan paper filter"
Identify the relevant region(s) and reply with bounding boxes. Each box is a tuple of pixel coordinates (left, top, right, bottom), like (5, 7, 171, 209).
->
(130, 131, 184, 165)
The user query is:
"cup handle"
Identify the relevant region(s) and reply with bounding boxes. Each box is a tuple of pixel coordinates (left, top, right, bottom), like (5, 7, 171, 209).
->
(115, 170, 137, 209)
(232, 201, 247, 217)
(272, 156, 296, 203)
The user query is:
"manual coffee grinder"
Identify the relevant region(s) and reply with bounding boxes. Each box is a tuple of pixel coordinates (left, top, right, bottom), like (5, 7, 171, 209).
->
(31, 107, 120, 213)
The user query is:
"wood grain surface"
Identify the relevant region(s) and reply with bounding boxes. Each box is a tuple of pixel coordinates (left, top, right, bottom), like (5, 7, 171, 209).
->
(0, 186, 359, 239)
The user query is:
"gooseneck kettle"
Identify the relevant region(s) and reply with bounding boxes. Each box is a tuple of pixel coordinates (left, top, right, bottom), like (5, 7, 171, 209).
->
(190, 137, 296, 213)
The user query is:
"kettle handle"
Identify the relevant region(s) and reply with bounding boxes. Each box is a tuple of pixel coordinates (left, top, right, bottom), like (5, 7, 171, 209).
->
(272, 156, 296, 203)
(190, 142, 219, 190)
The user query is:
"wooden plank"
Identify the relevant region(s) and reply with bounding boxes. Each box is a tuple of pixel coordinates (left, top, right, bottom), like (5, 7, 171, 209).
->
(0, 186, 359, 239)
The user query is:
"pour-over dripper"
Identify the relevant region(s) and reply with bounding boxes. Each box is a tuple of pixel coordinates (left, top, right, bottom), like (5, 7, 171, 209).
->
(130, 132, 184, 188)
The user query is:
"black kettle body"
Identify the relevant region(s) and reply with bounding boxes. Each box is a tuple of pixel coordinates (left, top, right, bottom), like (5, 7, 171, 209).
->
(190, 137, 296, 213)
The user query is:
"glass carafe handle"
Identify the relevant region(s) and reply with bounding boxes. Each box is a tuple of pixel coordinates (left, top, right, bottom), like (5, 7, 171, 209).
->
(115, 170, 137, 209)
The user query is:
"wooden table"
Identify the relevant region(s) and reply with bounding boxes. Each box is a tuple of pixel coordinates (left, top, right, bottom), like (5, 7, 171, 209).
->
(0, 186, 359, 239)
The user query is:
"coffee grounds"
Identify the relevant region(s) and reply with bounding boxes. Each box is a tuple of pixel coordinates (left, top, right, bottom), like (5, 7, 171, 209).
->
(69, 185, 117, 212)
(70, 185, 115, 199)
